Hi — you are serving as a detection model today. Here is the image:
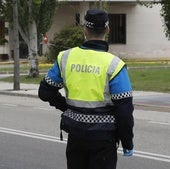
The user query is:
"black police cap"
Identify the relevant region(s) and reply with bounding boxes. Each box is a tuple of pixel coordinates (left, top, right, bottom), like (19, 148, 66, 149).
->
(84, 9, 109, 30)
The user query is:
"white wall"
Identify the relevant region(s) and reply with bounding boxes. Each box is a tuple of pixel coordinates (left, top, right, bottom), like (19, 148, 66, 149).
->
(47, 4, 79, 41)
(108, 4, 170, 59)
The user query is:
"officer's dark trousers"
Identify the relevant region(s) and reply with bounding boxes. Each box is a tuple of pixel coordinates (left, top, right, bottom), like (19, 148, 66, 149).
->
(66, 134, 117, 169)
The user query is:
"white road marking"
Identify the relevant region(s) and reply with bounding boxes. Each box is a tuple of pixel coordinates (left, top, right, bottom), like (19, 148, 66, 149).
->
(149, 121, 170, 126)
(1, 103, 17, 107)
(0, 127, 67, 144)
(35, 107, 54, 111)
(0, 127, 170, 163)
(118, 148, 170, 163)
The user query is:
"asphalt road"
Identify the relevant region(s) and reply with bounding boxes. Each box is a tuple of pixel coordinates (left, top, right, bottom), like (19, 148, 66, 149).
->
(134, 92, 170, 112)
(0, 95, 170, 169)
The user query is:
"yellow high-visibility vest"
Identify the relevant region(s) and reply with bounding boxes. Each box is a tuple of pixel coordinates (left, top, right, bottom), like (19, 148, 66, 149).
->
(57, 47, 125, 108)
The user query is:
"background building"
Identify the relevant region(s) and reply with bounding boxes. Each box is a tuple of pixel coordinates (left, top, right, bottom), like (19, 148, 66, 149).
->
(0, 20, 9, 60)
(47, 0, 170, 60)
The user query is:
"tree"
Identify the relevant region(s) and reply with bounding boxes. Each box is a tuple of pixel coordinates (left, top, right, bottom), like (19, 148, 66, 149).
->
(160, 0, 170, 39)
(18, 0, 57, 77)
(138, 0, 170, 39)
(48, 25, 84, 62)
(0, 0, 57, 77)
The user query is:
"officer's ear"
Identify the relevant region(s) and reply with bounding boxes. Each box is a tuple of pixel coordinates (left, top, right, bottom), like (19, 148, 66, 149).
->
(84, 27, 88, 35)
(105, 26, 110, 35)
(83, 27, 88, 41)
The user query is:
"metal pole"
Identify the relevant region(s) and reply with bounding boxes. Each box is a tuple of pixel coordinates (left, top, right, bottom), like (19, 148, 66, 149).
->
(13, 0, 20, 90)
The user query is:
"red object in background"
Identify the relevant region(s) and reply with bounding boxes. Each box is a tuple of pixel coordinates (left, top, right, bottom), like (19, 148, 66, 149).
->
(43, 34, 48, 44)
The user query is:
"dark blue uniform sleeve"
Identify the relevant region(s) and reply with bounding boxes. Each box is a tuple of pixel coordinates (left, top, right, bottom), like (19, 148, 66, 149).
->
(38, 61, 67, 112)
(109, 66, 134, 150)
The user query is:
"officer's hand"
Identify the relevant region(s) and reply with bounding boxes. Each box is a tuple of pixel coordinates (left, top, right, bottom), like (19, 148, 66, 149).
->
(123, 149, 133, 156)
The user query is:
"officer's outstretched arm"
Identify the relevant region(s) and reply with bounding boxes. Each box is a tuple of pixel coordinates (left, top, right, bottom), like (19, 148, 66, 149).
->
(110, 67, 134, 154)
(113, 97, 134, 153)
(38, 79, 67, 112)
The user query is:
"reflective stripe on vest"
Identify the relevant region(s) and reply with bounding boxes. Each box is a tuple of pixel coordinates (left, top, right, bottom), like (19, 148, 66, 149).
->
(57, 47, 125, 108)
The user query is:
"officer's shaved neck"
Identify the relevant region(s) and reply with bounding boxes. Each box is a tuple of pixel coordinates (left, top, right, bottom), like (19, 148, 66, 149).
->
(84, 26, 109, 41)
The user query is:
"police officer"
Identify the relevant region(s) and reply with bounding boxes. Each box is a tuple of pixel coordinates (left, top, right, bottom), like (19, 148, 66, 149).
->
(38, 9, 134, 169)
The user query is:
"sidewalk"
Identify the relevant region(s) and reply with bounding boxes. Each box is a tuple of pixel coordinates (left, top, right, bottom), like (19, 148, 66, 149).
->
(0, 81, 170, 112)
(0, 82, 39, 98)
(0, 81, 65, 98)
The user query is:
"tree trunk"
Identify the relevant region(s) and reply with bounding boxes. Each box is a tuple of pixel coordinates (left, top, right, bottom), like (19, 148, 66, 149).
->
(99, 0, 102, 9)
(28, 20, 39, 77)
(26, 0, 39, 78)
(13, 0, 20, 90)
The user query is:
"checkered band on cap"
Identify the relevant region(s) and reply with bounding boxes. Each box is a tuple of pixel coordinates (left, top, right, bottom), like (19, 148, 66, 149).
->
(84, 20, 109, 29)
(111, 91, 133, 100)
(45, 74, 64, 88)
(63, 109, 115, 123)
(84, 20, 95, 29)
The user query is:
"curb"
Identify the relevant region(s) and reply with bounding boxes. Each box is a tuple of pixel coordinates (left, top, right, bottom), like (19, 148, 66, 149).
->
(0, 91, 38, 98)
(0, 70, 46, 75)
(134, 103, 170, 113)
(0, 60, 28, 65)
